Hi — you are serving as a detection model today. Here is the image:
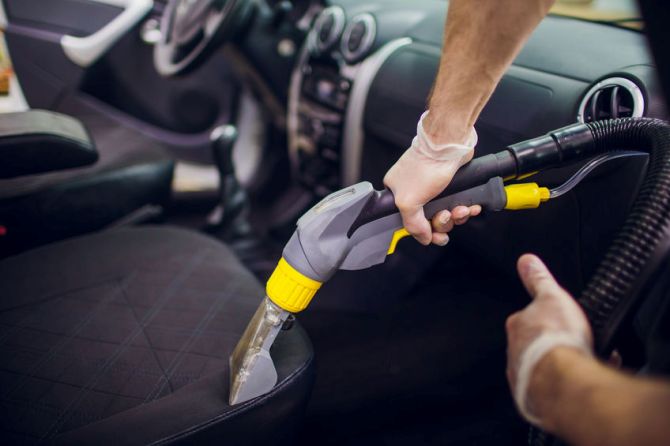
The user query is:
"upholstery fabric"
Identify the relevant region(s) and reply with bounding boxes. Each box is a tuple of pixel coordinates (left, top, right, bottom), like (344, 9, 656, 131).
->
(0, 226, 314, 444)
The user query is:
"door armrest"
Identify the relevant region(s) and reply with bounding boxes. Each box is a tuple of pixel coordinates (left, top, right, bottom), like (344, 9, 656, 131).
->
(0, 110, 97, 179)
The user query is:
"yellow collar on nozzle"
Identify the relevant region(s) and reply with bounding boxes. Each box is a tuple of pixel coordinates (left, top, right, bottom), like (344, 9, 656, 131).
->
(266, 258, 322, 313)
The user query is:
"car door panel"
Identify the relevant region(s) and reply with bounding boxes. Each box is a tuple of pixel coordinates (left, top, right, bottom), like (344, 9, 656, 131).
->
(2, 0, 240, 161)
(4, 0, 122, 37)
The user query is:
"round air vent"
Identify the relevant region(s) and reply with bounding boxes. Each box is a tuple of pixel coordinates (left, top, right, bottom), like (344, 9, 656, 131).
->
(577, 77, 645, 123)
(311, 6, 345, 54)
(340, 13, 376, 64)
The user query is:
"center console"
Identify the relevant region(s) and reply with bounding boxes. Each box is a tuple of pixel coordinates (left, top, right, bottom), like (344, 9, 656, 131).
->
(288, 6, 379, 196)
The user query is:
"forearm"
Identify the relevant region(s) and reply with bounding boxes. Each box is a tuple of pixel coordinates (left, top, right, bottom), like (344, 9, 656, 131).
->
(530, 347, 670, 446)
(382, 1, 555, 241)
(425, 0, 555, 143)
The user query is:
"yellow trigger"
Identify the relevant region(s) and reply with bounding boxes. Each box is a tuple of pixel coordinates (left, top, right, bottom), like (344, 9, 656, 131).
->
(387, 228, 411, 255)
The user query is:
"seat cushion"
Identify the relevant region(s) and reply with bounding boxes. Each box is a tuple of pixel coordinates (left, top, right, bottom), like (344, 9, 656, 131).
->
(0, 226, 314, 445)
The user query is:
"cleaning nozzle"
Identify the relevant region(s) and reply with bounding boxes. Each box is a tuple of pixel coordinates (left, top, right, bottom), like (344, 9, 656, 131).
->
(228, 259, 322, 405)
(229, 297, 290, 405)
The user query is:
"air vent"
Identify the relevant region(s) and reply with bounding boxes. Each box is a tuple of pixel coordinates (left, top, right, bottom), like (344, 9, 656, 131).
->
(341, 14, 376, 64)
(577, 77, 645, 123)
(311, 7, 345, 54)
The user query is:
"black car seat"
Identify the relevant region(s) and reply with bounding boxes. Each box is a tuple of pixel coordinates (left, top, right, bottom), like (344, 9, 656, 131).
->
(0, 101, 174, 252)
(0, 111, 315, 445)
(0, 226, 314, 445)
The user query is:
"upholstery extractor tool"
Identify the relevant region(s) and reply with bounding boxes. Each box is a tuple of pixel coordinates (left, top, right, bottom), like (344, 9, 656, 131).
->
(229, 121, 647, 405)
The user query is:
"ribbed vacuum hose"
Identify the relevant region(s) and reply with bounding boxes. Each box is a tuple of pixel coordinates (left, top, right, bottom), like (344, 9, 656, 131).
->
(580, 118, 670, 350)
(531, 118, 670, 446)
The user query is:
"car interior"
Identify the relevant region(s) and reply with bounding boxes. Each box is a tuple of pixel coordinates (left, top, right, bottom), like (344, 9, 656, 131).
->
(0, 0, 668, 444)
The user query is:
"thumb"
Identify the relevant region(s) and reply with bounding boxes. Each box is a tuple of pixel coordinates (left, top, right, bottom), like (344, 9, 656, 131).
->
(517, 254, 561, 299)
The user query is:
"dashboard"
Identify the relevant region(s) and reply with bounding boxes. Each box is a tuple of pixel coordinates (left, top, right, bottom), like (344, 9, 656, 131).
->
(282, 0, 667, 293)
(287, 3, 384, 196)
(288, 0, 664, 190)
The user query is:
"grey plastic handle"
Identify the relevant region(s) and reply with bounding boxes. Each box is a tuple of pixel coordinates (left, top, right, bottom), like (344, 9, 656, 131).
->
(338, 177, 507, 271)
(424, 176, 507, 216)
(282, 176, 508, 281)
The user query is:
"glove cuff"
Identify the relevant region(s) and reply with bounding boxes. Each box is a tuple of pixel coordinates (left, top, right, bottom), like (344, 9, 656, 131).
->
(514, 332, 593, 427)
(411, 111, 477, 164)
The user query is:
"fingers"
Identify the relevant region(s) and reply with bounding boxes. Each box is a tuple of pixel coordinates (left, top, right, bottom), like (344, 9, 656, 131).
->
(432, 205, 481, 231)
(396, 200, 482, 246)
(383, 145, 482, 247)
(399, 206, 433, 246)
(431, 210, 453, 233)
(517, 254, 562, 299)
(429, 205, 482, 247)
(451, 205, 481, 225)
(431, 232, 450, 246)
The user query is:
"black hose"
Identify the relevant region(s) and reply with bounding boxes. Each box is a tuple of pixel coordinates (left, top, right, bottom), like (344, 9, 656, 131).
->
(346, 118, 670, 446)
(530, 117, 670, 446)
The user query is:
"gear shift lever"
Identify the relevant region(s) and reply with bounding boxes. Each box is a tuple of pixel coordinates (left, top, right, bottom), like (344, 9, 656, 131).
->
(206, 125, 283, 281)
(206, 125, 252, 239)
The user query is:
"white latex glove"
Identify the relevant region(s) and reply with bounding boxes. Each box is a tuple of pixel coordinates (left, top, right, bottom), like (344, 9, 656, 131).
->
(384, 111, 479, 246)
(506, 254, 594, 426)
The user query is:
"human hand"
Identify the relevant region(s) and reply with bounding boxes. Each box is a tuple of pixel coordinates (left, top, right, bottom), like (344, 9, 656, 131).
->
(383, 112, 479, 246)
(505, 254, 593, 425)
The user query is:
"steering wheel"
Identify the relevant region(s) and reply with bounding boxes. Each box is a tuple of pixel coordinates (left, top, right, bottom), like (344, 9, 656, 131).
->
(154, 0, 255, 77)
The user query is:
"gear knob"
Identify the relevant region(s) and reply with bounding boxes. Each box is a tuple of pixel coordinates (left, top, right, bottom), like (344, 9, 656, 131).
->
(206, 124, 250, 238)
(210, 125, 238, 176)
(206, 125, 281, 280)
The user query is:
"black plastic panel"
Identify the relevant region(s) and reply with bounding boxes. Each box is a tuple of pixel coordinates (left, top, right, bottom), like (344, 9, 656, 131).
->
(364, 43, 439, 147)
(515, 17, 651, 81)
(0, 110, 97, 179)
(358, 7, 662, 291)
(5, 0, 121, 37)
(407, 11, 652, 81)
(365, 42, 589, 154)
(5, 28, 84, 109)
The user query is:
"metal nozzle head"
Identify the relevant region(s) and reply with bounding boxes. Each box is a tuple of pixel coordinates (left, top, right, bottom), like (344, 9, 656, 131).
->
(228, 297, 289, 405)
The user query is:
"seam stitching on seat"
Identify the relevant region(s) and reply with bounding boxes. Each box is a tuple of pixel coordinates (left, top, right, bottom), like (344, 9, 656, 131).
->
(143, 279, 240, 403)
(39, 250, 209, 441)
(119, 282, 173, 400)
(0, 275, 132, 435)
(149, 355, 315, 445)
(0, 275, 121, 314)
(0, 276, 120, 349)
(1, 324, 237, 363)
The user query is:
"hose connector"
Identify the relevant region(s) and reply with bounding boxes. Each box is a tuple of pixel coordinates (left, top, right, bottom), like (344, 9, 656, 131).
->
(508, 123, 594, 177)
(504, 183, 550, 210)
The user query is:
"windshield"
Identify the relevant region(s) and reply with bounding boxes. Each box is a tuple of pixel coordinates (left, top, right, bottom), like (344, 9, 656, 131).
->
(550, 0, 642, 28)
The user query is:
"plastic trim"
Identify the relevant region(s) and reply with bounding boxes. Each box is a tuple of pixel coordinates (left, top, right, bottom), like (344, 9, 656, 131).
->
(61, 0, 153, 67)
(341, 38, 412, 185)
(577, 76, 645, 123)
(288, 34, 316, 177)
(311, 6, 345, 54)
(340, 13, 376, 64)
